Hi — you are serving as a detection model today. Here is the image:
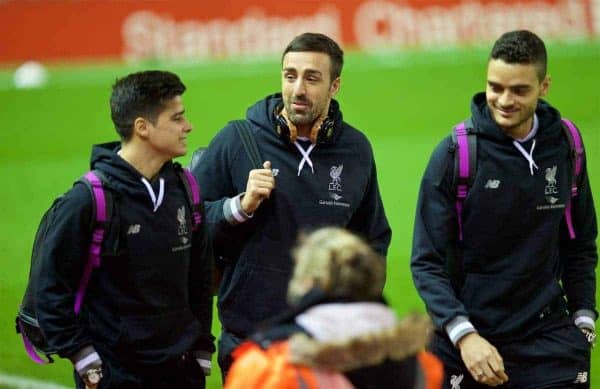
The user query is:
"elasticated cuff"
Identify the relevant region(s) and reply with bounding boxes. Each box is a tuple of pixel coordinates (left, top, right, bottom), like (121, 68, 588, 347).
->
(223, 194, 253, 225)
(445, 316, 477, 346)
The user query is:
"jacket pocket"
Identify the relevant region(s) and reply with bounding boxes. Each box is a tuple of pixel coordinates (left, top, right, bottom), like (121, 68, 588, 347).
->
(460, 271, 563, 339)
(121, 308, 199, 353)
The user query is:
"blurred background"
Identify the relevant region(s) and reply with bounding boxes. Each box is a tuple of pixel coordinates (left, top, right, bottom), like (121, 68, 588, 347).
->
(1, 0, 598, 388)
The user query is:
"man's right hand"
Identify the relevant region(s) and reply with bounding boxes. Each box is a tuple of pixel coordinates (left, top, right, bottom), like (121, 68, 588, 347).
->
(241, 161, 275, 214)
(457, 332, 509, 386)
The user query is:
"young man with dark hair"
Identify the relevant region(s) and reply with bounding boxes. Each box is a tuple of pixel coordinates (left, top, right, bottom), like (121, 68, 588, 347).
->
(36, 70, 215, 388)
(411, 30, 597, 388)
(192, 32, 391, 377)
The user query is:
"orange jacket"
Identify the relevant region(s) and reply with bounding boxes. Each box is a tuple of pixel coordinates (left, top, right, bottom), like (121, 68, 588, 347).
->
(225, 340, 443, 389)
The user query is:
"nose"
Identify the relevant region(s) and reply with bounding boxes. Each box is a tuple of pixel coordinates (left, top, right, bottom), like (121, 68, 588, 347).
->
(184, 119, 192, 133)
(498, 90, 514, 107)
(293, 79, 306, 97)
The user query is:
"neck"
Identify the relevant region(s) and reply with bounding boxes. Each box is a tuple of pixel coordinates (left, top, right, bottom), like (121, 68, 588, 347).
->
(118, 143, 166, 180)
(504, 116, 534, 140)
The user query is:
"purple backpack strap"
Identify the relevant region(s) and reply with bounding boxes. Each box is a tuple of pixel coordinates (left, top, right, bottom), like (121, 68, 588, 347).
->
(561, 118, 584, 239)
(18, 320, 50, 364)
(453, 122, 470, 241)
(74, 171, 107, 314)
(182, 168, 202, 230)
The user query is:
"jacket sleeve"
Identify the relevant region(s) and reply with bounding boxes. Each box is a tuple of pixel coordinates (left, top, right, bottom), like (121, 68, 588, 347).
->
(36, 183, 95, 358)
(189, 207, 217, 354)
(347, 157, 392, 259)
(192, 124, 260, 262)
(560, 134, 598, 329)
(410, 137, 473, 338)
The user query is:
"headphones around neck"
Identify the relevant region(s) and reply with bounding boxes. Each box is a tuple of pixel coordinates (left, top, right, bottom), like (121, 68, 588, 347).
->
(275, 104, 336, 144)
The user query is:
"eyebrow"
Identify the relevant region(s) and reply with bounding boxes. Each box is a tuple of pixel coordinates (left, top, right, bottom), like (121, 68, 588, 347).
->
(171, 110, 185, 118)
(283, 68, 323, 77)
(487, 81, 531, 89)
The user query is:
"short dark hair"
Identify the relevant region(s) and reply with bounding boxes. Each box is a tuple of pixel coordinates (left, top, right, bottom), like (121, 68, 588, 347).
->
(282, 32, 344, 81)
(490, 30, 547, 81)
(110, 70, 186, 140)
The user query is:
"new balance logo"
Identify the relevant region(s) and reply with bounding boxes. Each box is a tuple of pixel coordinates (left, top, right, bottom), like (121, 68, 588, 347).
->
(484, 179, 500, 189)
(127, 224, 141, 235)
(574, 371, 588, 384)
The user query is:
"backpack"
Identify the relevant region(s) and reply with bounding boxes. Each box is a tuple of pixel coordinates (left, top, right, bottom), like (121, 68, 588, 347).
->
(189, 120, 263, 292)
(16, 165, 202, 364)
(452, 117, 585, 241)
(189, 120, 263, 172)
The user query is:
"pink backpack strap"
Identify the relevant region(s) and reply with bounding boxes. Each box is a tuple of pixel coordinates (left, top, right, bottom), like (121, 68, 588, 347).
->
(74, 171, 108, 314)
(452, 119, 476, 241)
(561, 118, 584, 239)
(180, 167, 202, 231)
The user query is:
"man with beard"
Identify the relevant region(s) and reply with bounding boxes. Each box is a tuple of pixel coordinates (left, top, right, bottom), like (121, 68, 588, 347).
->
(411, 30, 597, 388)
(192, 32, 391, 379)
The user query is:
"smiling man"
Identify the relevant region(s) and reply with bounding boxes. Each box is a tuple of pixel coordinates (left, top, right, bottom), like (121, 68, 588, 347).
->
(411, 30, 597, 388)
(36, 71, 215, 388)
(191, 32, 391, 380)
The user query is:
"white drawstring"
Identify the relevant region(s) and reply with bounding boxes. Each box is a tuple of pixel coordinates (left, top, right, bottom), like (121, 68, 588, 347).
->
(294, 141, 316, 176)
(141, 177, 165, 212)
(513, 139, 538, 176)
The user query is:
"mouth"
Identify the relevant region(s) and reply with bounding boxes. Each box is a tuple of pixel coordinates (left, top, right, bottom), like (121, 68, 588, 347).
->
(292, 100, 310, 111)
(496, 107, 518, 118)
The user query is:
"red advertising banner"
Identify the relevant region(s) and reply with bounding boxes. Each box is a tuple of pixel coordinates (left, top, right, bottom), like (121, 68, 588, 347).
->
(1, 0, 598, 63)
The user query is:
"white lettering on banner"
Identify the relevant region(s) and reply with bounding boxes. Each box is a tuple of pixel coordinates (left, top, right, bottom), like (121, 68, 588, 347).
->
(593, 0, 600, 33)
(122, 8, 341, 61)
(354, 0, 588, 50)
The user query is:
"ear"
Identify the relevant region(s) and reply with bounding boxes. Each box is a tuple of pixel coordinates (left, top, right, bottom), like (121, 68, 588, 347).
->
(329, 77, 341, 98)
(539, 75, 551, 97)
(133, 117, 150, 139)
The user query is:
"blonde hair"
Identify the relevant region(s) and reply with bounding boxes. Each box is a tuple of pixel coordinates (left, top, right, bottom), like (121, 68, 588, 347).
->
(287, 227, 385, 305)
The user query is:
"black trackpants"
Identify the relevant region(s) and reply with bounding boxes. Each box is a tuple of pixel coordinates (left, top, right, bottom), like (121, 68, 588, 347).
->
(431, 323, 592, 389)
(74, 345, 206, 389)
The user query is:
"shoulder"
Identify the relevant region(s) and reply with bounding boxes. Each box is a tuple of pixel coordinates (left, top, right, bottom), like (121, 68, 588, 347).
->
(46, 175, 96, 226)
(421, 135, 455, 185)
(335, 122, 375, 162)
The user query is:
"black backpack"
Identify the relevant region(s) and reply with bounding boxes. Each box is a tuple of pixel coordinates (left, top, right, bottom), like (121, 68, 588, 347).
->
(16, 165, 202, 363)
(189, 120, 263, 291)
(189, 120, 263, 172)
(452, 117, 585, 241)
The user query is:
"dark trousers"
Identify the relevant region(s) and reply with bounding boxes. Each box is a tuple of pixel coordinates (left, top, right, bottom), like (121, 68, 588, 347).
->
(431, 324, 591, 389)
(74, 346, 206, 389)
(217, 331, 244, 383)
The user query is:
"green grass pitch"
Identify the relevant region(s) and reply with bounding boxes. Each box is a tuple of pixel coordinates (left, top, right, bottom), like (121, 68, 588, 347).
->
(0, 41, 598, 388)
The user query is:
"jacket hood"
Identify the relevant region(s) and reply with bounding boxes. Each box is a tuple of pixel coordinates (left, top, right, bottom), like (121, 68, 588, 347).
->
(245, 93, 345, 144)
(470, 92, 564, 142)
(90, 142, 179, 200)
(288, 303, 431, 372)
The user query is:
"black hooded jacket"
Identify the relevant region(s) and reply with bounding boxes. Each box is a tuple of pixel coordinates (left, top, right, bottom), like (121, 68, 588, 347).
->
(411, 93, 597, 345)
(194, 94, 391, 337)
(36, 142, 215, 364)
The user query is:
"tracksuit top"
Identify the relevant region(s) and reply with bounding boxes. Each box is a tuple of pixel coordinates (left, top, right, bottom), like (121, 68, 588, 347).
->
(194, 94, 392, 338)
(411, 93, 597, 345)
(36, 142, 215, 364)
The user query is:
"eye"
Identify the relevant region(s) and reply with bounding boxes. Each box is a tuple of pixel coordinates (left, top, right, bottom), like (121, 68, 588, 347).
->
(488, 84, 502, 93)
(513, 87, 529, 96)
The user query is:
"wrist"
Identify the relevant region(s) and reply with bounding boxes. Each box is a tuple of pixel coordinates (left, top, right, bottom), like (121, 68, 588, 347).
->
(223, 194, 253, 225)
(82, 366, 103, 386)
(580, 327, 596, 346)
